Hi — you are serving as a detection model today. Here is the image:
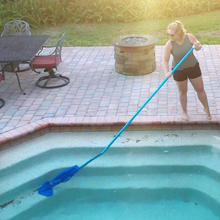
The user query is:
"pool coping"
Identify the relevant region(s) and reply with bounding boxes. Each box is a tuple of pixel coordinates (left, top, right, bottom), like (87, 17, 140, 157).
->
(0, 115, 220, 150)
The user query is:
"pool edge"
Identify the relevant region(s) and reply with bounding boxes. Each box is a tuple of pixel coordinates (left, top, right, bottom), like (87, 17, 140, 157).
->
(0, 115, 220, 150)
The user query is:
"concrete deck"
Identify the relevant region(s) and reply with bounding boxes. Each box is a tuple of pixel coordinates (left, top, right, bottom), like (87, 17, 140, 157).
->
(0, 45, 220, 147)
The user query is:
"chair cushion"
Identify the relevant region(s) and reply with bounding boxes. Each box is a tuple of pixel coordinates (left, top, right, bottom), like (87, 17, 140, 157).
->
(31, 55, 61, 69)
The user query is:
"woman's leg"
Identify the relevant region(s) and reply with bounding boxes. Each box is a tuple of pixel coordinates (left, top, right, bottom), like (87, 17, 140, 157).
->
(189, 76, 212, 120)
(176, 80, 189, 121)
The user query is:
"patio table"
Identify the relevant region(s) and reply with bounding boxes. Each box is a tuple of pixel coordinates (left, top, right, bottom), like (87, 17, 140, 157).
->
(0, 35, 50, 94)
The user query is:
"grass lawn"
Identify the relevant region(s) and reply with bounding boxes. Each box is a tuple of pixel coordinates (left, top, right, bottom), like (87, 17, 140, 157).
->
(32, 10, 220, 46)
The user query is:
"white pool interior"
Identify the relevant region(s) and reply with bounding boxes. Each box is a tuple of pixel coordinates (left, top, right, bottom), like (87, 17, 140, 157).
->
(1, 130, 220, 219)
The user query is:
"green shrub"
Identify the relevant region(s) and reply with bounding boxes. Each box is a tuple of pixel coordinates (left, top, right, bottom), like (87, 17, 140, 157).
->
(0, 0, 219, 30)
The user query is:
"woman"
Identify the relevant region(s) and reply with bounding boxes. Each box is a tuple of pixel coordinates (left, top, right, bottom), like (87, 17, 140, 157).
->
(163, 20, 212, 121)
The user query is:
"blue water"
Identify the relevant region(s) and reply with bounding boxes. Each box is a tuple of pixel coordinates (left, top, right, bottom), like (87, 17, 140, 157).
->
(1, 130, 220, 220)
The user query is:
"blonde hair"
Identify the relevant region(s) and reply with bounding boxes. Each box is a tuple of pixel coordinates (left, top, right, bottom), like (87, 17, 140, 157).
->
(167, 21, 186, 39)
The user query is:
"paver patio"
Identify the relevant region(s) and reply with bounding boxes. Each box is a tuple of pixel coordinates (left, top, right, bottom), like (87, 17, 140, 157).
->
(0, 45, 220, 147)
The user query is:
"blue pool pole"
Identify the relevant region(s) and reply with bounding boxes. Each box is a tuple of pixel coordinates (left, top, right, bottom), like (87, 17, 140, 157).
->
(38, 46, 194, 196)
(79, 46, 195, 169)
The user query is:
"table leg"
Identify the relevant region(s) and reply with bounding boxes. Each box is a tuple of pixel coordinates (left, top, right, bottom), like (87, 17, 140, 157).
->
(13, 71, 26, 95)
(1, 62, 26, 95)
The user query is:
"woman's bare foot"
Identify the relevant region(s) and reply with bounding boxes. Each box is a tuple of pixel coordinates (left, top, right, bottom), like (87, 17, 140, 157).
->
(204, 108, 212, 120)
(182, 112, 190, 121)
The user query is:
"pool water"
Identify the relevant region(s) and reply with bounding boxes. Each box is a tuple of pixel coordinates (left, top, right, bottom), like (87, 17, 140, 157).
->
(1, 130, 220, 220)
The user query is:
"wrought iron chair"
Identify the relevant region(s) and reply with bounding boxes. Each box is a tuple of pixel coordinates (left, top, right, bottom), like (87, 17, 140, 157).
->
(0, 73, 5, 108)
(30, 33, 70, 89)
(1, 20, 32, 72)
(1, 20, 31, 36)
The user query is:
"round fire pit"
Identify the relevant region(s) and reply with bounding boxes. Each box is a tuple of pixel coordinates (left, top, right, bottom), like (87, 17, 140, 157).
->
(112, 34, 158, 76)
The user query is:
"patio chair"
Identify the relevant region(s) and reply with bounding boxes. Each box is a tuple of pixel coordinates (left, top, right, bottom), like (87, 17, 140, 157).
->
(30, 33, 70, 89)
(0, 73, 5, 108)
(1, 20, 32, 72)
(1, 20, 31, 36)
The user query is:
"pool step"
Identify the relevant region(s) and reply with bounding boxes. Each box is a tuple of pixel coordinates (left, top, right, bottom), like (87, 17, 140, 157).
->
(1, 144, 220, 177)
(1, 164, 220, 208)
(1, 144, 220, 206)
(1, 177, 220, 220)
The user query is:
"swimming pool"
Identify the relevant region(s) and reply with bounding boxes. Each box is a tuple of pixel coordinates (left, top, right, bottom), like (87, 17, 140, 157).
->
(1, 130, 220, 220)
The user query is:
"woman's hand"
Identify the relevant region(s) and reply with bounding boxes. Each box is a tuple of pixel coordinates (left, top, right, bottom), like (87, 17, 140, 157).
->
(193, 40, 202, 51)
(165, 72, 172, 78)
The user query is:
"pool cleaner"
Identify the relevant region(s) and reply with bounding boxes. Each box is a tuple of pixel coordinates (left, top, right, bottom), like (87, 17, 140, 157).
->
(38, 46, 195, 196)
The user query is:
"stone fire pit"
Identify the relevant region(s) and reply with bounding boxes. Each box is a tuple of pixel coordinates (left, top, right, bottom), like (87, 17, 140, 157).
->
(112, 34, 158, 76)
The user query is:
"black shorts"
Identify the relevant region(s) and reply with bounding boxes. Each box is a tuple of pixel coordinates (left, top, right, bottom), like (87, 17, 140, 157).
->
(173, 62, 201, 82)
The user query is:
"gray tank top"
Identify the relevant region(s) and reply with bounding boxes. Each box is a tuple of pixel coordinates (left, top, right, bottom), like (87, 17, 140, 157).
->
(171, 34, 197, 70)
